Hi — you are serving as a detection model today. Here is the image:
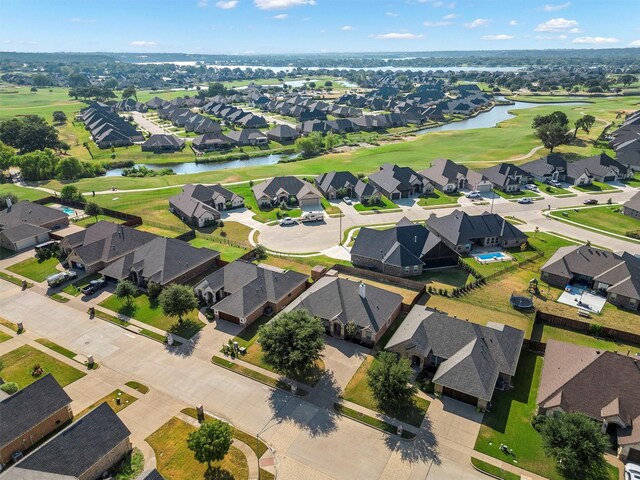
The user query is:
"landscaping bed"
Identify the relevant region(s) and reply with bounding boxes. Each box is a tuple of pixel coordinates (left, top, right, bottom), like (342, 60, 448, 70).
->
(0, 344, 85, 389)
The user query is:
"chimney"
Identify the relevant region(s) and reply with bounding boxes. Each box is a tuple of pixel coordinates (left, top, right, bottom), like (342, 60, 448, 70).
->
(358, 282, 366, 299)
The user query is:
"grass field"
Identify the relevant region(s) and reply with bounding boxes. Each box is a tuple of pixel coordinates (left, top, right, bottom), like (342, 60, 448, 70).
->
(0, 345, 85, 389)
(550, 205, 640, 237)
(99, 292, 204, 339)
(0, 330, 12, 343)
(7, 256, 60, 282)
(20, 95, 638, 193)
(342, 355, 430, 428)
(573, 181, 620, 193)
(146, 417, 249, 480)
(417, 190, 461, 207)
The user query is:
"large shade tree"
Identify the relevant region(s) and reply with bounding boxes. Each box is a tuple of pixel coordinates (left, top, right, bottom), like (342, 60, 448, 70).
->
(258, 309, 325, 377)
(158, 283, 198, 324)
(367, 351, 416, 410)
(187, 419, 233, 470)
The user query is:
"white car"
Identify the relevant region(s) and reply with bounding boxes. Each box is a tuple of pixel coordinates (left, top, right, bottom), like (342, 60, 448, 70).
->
(518, 197, 533, 204)
(525, 184, 539, 191)
(343, 197, 352, 205)
(279, 217, 296, 226)
(625, 463, 640, 480)
(549, 180, 562, 187)
(465, 191, 482, 199)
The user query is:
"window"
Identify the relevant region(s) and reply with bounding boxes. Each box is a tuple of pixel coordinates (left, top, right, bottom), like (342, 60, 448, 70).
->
(404, 266, 410, 273)
(609, 293, 617, 302)
(630, 298, 637, 307)
(430, 355, 444, 367)
(413, 265, 420, 273)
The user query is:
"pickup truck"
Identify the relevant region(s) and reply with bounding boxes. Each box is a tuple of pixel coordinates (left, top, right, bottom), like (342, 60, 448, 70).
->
(81, 278, 107, 296)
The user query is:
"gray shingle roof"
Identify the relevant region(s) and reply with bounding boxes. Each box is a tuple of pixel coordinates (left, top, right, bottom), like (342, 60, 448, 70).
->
(252, 176, 321, 203)
(0, 201, 67, 230)
(623, 191, 640, 212)
(386, 306, 524, 401)
(0, 374, 71, 448)
(427, 210, 526, 248)
(195, 261, 308, 318)
(419, 158, 488, 190)
(368, 164, 424, 195)
(519, 154, 567, 177)
(14, 403, 130, 478)
(480, 163, 530, 189)
(284, 276, 402, 334)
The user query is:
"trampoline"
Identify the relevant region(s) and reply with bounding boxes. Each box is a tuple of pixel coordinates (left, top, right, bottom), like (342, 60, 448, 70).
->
(510, 293, 534, 310)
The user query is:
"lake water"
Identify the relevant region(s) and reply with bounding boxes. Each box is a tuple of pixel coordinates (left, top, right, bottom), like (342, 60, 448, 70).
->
(105, 97, 587, 177)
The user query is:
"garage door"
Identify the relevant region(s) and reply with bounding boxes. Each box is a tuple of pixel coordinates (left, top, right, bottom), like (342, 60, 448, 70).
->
(391, 192, 400, 200)
(300, 197, 321, 207)
(442, 387, 478, 406)
(603, 175, 615, 182)
(628, 447, 640, 463)
(476, 184, 492, 192)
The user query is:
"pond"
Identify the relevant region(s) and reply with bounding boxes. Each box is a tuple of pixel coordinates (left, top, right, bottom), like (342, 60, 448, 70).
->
(414, 97, 588, 134)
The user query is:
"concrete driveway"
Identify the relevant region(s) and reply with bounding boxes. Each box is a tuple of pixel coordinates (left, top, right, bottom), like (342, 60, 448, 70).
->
(129, 111, 176, 136)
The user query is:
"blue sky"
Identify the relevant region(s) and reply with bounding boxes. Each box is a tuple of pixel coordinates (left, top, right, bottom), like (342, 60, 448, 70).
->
(1, 0, 639, 54)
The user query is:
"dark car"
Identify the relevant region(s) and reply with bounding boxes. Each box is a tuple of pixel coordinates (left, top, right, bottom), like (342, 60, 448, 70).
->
(81, 278, 107, 295)
(583, 199, 598, 205)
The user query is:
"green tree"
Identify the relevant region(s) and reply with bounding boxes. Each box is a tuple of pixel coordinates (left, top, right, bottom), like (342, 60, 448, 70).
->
(0, 192, 18, 209)
(534, 122, 570, 153)
(16, 149, 59, 181)
(344, 321, 357, 340)
(324, 132, 337, 150)
(187, 419, 233, 470)
(60, 185, 84, 201)
(308, 81, 317, 89)
(573, 114, 596, 138)
(56, 157, 84, 180)
(258, 309, 325, 377)
(620, 74, 637, 87)
(539, 412, 610, 480)
(207, 82, 226, 97)
(294, 132, 324, 158)
(122, 86, 137, 100)
(532, 111, 569, 130)
(0, 115, 63, 153)
(158, 284, 198, 324)
(52, 111, 67, 124)
(103, 77, 118, 90)
(84, 202, 103, 222)
(367, 352, 417, 410)
(324, 80, 333, 87)
(0, 141, 15, 170)
(115, 280, 137, 306)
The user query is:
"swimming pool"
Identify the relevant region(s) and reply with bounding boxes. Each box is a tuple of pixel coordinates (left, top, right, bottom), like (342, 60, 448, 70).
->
(474, 251, 513, 264)
(59, 206, 75, 216)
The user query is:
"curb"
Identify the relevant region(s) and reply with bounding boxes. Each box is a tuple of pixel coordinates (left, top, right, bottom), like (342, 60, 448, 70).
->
(332, 403, 416, 441)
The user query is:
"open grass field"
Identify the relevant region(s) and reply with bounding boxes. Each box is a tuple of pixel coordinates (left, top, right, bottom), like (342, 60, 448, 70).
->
(99, 292, 204, 339)
(7, 256, 60, 282)
(20, 95, 639, 194)
(0, 345, 85, 389)
(146, 417, 249, 480)
(0, 184, 50, 203)
(342, 355, 430, 428)
(550, 205, 640, 237)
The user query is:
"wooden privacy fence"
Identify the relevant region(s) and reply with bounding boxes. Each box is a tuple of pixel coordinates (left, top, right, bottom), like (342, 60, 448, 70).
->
(535, 311, 640, 346)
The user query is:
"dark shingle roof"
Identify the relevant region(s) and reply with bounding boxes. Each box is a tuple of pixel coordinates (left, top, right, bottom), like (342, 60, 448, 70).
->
(15, 403, 130, 478)
(0, 201, 67, 230)
(368, 164, 424, 194)
(252, 176, 320, 202)
(386, 306, 524, 401)
(136, 469, 165, 480)
(285, 276, 402, 333)
(0, 375, 72, 448)
(427, 210, 526, 247)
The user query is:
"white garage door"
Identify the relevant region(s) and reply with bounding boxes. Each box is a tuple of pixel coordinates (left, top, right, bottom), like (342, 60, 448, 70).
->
(300, 197, 321, 207)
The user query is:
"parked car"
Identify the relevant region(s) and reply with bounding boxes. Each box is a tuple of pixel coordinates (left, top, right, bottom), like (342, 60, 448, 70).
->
(465, 191, 481, 199)
(525, 184, 539, 191)
(625, 462, 640, 480)
(279, 217, 296, 226)
(549, 180, 562, 187)
(81, 278, 107, 296)
(343, 197, 352, 205)
(518, 197, 534, 204)
(46, 270, 77, 288)
(583, 199, 598, 205)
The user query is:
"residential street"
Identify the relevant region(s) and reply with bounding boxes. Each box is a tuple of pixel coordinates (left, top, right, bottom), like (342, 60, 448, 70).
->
(0, 280, 489, 480)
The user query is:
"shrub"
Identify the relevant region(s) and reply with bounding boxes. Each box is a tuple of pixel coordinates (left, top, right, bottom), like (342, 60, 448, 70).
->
(32, 364, 43, 377)
(147, 281, 162, 300)
(0, 382, 19, 394)
(589, 323, 604, 337)
(531, 414, 549, 432)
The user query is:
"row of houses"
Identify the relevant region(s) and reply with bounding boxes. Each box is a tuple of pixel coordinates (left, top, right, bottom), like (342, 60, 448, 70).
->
(1, 374, 164, 479)
(77, 103, 144, 149)
(608, 110, 640, 170)
(200, 102, 269, 129)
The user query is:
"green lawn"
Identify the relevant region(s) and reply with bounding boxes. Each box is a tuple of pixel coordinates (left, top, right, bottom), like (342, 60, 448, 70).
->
(413, 266, 474, 290)
(622, 173, 640, 188)
(353, 196, 399, 212)
(125, 381, 150, 394)
(471, 457, 521, 480)
(417, 189, 461, 207)
(99, 292, 204, 339)
(334, 403, 416, 439)
(461, 243, 541, 278)
(76, 389, 138, 419)
(534, 181, 571, 196)
(494, 188, 541, 200)
(550, 205, 640, 238)
(0, 330, 12, 343)
(530, 322, 640, 355)
(188, 237, 249, 263)
(0, 345, 85, 389)
(62, 273, 101, 296)
(7, 256, 60, 282)
(147, 417, 249, 480)
(73, 213, 124, 228)
(573, 181, 619, 193)
(342, 355, 430, 428)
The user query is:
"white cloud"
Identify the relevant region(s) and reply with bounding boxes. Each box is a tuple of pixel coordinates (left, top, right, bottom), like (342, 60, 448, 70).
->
(509, 19, 518, 26)
(443, 13, 459, 20)
(536, 34, 567, 40)
(386, 12, 399, 17)
(482, 34, 514, 41)
(216, 0, 238, 8)
(130, 41, 157, 46)
(254, 0, 315, 9)
(534, 18, 578, 31)
(568, 27, 582, 33)
(272, 13, 288, 19)
(630, 40, 640, 46)
(341, 25, 353, 31)
(572, 36, 620, 44)
(197, 0, 208, 6)
(431, 1, 443, 6)
(423, 21, 452, 27)
(3, 40, 38, 45)
(69, 18, 96, 23)
(464, 18, 490, 28)
(370, 32, 424, 40)
(542, 2, 570, 11)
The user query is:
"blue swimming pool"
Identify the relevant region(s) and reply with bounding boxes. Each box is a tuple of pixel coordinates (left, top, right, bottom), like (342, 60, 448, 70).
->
(59, 206, 75, 215)
(477, 252, 509, 261)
